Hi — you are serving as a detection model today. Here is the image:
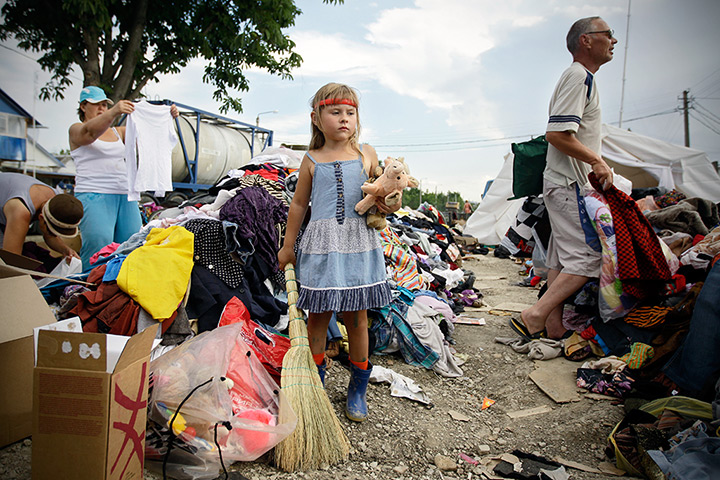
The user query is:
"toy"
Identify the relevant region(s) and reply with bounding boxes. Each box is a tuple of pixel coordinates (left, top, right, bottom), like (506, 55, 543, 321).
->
(355, 157, 418, 230)
(363, 164, 387, 230)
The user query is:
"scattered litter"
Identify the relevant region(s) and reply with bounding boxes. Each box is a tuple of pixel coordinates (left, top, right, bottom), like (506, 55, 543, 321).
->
(454, 352, 471, 363)
(489, 310, 514, 316)
(498, 452, 520, 464)
(584, 392, 617, 401)
(458, 452, 478, 465)
(481, 397, 496, 410)
(528, 358, 582, 403)
(448, 409, 470, 422)
(598, 461, 627, 475)
(454, 315, 486, 325)
(490, 302, 534, 313)
(369, 364, 431, 405)
(505, 405, 552, 419)
(493, 450, 568, 480)
(553, 456, 602, 474)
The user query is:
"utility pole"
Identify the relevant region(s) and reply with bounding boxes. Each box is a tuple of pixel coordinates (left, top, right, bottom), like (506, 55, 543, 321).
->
(618, 0, 631, 128)
(683, 90, 690, 147)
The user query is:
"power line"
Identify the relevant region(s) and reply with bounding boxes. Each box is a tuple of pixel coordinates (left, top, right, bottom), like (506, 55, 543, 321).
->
(693, 109, 720, 130)
(373, 133, 540, 148)
(694, 102, 720, 124)
(0, 43, 37, 62)
(0, 44, 83, 81)
(692, 67, 720, 96)
(608, 108, 679, 125)
(690, 112, 720, 136)
(378, 142, 520, 153)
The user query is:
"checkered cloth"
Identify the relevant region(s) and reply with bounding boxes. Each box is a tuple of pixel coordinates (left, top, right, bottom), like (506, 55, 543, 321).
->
(589, 173, 671, 299)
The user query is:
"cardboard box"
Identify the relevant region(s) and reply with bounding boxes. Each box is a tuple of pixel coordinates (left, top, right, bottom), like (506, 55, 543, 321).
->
(32, 324, 158, 480)
(0, 265, 57, 448)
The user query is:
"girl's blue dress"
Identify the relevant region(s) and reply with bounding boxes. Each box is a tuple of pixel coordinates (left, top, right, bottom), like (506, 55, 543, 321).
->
(296, 151, 392, 313)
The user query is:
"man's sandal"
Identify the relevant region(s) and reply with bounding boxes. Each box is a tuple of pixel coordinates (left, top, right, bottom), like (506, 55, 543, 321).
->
(508, 317, 546, 341)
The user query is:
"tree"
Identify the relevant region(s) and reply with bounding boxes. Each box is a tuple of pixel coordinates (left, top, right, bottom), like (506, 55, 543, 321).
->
(0, 0, 341, 112)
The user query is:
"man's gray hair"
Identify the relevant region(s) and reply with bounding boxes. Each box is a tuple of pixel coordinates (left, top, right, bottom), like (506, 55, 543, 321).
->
(566, 16, 600, 54)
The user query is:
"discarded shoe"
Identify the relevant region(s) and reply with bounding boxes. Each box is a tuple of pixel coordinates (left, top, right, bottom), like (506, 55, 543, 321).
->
(508, 317, 546, 341)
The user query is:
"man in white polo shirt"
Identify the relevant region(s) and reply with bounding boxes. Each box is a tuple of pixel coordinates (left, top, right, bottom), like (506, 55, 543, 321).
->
(511, 16, 617, 340)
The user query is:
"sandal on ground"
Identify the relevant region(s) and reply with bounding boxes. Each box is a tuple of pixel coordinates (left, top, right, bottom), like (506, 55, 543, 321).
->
(508, 317, 546, 341)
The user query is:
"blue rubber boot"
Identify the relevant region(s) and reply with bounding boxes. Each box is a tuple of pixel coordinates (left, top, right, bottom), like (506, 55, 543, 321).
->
(345, 362, 372, 422)
(316, 360, 326, 386)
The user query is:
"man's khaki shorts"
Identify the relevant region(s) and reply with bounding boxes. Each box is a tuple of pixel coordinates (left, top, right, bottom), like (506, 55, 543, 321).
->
(543, 179, 601, 278)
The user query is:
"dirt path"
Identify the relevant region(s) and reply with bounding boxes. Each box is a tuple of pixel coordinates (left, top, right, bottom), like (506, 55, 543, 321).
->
(1, 254, 627, 479)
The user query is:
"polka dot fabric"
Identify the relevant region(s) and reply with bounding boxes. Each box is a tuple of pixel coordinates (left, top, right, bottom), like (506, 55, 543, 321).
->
(183, 218, 245, 288)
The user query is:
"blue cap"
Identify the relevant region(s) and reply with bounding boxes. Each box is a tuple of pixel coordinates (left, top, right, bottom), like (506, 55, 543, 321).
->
(78, 86, 113, 105)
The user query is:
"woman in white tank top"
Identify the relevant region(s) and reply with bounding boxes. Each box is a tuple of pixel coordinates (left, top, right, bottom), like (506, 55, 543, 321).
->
(69, 86, 178, 269)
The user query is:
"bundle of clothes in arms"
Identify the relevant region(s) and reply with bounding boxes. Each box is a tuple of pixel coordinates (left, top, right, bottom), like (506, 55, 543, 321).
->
(495, 176, 720, 479)
(37, 146, 482, 476)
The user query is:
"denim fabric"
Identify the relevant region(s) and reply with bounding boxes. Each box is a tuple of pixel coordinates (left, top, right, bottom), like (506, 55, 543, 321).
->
(222, 220, 254, 266)
(76, 192, 142, 270)
(372, 299, 438, 369)
(647, 437, 720, 480)
(664, 261, 720, 393)
(327, 312, 343, 342)
(591, 316, 656, 357)
(113, 225, 152, 256)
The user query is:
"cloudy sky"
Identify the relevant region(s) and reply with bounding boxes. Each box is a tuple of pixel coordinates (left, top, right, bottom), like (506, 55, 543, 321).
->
(2, 0, 719, 201)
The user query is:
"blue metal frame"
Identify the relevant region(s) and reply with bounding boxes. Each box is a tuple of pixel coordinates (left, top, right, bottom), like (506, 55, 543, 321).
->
(150, 100, 273, 192)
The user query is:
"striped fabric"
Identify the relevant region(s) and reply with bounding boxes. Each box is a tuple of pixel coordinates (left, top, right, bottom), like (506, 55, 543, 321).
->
(548, 114, 581, 125)
(385, 299, 439, 370)
(624, 305, 673, 328)
(238, 175, 288, 205)
(379, 227, 423, 290)
(620, 342, 655, 369)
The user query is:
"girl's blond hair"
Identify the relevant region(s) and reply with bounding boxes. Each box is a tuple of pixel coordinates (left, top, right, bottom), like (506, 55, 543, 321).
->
(309, 83, 362, 154)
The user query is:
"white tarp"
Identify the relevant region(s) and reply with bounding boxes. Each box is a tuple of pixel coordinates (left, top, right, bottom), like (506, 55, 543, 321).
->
(464, 125, 720, 244)
(464, 152, 525, 245)
(601, 124, 720, 202)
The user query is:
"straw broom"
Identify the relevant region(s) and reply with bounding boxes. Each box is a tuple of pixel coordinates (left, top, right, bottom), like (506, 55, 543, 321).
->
(274, 263, 350, 471)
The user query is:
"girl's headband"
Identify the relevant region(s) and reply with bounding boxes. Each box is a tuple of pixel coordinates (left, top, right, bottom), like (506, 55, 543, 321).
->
(315, 98, 357, 108)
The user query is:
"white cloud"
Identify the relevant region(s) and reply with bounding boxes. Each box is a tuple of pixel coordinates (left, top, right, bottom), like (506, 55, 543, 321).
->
(289, 0, 561, 142)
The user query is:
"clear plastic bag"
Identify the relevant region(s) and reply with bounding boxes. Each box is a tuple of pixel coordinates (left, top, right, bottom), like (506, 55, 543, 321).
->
(145, 323, 296, 479)
(531, 231, 548, 280)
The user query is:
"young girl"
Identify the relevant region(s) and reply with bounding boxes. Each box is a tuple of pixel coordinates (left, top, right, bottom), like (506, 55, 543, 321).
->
(278, 83, 393, 422)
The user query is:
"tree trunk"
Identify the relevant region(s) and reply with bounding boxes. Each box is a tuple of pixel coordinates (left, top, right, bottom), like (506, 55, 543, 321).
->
(100, 24, 116, 86)
(82, 27, 101, 87)
(112, 0, 150, 100)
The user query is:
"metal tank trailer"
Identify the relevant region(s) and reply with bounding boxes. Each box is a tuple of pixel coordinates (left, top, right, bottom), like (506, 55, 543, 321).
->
(142, 100, 274, 205)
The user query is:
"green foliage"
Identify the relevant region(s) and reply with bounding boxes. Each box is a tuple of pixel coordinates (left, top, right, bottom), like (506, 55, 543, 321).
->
(0, 0, 343, 112)
(402, 187, 465, 211)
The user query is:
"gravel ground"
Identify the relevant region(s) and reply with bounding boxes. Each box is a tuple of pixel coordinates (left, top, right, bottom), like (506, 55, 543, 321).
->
(1, 253, 631, 479)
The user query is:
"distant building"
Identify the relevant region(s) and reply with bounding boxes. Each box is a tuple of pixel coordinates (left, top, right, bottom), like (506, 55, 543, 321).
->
(0, 87, 75, 185)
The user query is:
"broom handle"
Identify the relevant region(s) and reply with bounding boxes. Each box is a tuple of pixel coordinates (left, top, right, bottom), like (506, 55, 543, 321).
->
(284, 263, 310, 347)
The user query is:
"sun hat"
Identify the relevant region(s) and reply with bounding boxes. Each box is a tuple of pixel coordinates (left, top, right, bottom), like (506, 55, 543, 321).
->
(78, 86, 114, 105)
(41, 194, 84, 238)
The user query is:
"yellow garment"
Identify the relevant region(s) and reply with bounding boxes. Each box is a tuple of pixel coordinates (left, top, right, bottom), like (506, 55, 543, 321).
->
(117, 226, 194, 319)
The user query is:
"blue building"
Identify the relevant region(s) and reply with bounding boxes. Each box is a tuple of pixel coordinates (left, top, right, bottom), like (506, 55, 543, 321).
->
(0, 87, 40, 162)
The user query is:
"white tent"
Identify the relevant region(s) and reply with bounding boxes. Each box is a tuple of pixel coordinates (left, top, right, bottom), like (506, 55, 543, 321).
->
(465, 124, 720, 245)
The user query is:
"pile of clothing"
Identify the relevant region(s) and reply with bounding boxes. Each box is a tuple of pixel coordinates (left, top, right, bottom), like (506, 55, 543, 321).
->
(40, 148, 479, 381)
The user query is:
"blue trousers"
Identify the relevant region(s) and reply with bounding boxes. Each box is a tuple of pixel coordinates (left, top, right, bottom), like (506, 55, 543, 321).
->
(664, 261, 720, 395)
(76, 192, 142, 270)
